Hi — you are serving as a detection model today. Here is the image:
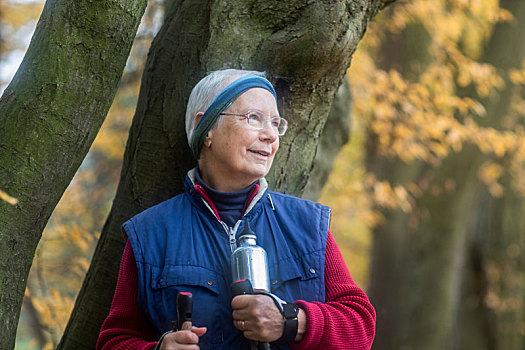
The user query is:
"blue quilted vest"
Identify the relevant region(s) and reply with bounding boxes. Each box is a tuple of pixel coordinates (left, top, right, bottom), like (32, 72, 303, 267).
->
(123, 172, 330, 349)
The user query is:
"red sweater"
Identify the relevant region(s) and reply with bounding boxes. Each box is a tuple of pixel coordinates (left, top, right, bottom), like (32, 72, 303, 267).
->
(97, 231, 375, 349)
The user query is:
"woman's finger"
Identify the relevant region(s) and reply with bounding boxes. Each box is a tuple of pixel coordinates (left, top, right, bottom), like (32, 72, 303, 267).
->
(231, 294, 252, 309)
(191, 326, 207, 337)
(163, 330, 199, 345)
(180, 321, 192, 331)
(233, 319, 248, 331)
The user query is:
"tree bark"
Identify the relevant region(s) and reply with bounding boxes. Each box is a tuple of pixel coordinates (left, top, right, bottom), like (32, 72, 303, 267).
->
(0, 0, 147, 348)
(368, 1, 525, 349)
(60, 0, 394, 347)
(303, 77, 352, 201)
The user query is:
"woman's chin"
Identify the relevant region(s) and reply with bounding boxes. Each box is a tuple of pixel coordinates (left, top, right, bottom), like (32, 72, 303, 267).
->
(241, 166, 270, 182)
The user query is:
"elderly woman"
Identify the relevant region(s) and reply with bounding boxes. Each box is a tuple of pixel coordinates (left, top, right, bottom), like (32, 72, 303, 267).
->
(97, 69, 375, 350)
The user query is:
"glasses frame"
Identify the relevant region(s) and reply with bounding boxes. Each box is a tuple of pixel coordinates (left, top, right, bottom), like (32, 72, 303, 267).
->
(219, 110, 288, 136)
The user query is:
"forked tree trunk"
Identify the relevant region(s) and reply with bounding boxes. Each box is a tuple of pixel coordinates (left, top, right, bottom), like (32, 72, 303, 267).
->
(60, 0, 394, 347)
(0, 1, 147, 348)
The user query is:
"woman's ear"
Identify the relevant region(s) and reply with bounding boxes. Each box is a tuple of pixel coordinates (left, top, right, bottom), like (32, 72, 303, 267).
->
(204, 127, 213, 148)
(204, 136, 212, 148)
(194, 112, 204, 129)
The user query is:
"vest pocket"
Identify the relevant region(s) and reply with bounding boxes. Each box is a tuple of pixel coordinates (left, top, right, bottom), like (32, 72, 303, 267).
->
(150, 265, 224, 344)
(269, 252, 323, 302)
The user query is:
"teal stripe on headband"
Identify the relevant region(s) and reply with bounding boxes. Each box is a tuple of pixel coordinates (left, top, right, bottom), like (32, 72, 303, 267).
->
(190, 75, 277, 159)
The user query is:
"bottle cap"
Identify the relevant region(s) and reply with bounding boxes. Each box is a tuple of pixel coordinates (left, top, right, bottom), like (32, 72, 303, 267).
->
(239, 220, 256, 240)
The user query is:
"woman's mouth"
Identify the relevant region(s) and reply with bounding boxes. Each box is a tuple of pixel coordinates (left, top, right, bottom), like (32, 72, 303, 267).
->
(249, 149, 270, 157)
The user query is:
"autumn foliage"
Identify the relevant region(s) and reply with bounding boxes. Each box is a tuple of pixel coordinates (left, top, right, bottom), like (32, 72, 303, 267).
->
(323, 1, 525, 290)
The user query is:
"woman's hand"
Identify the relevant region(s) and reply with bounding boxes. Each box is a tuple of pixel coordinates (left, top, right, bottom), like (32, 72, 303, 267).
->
(231, 294, 284, 342)
(159, 326, 207, 350)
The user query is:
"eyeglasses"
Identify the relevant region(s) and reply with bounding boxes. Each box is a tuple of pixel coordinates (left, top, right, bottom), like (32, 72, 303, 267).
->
(219, 110, 288, 136)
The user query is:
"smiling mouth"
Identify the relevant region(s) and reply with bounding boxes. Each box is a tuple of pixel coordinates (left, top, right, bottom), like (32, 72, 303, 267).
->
(249, 150, 270, 157)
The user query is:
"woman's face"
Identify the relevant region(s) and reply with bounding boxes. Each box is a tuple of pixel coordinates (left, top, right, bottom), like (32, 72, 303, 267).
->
(199, 88, 280, 192)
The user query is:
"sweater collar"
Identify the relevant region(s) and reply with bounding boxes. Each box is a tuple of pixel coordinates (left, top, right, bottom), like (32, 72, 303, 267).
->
(193, 168, 255, 209)
(186, 168, 268, 221)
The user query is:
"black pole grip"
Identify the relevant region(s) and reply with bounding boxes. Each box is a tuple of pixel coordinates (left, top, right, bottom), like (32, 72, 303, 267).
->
(231, 279, 253, 296)
(231, 279, 271, 350)
(176, 292, 193, 331)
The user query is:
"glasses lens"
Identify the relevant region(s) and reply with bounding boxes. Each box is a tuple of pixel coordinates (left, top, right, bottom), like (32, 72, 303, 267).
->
(246, 111, 264, 129)
(272, 117, 288, 136)
(245, 111, 288, 136)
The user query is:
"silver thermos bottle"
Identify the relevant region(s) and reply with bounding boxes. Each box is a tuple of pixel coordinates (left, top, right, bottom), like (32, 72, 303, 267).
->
(231, 221, 272, 350)
(231, 221, 270, 292)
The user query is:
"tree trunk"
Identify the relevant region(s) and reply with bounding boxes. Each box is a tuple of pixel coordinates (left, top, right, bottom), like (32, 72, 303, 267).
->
(0, 0, 147, 348)
(303, 77, 352, 201)
(60, 0, 394, 347)
(454, 1, 525, 347)
(368, 1, 525, 349)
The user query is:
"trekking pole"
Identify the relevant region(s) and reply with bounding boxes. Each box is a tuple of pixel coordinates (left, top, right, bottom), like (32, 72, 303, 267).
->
(231, 279, 271, 350)
(176, 292, 193, 331)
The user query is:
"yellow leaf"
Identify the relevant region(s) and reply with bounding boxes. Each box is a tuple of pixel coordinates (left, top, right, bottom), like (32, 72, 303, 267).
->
(509, 70, 525, 85)
(0, 189, 18, 205)
(498, 8, 514, 23)
(468, 98, 487, 116)
(478, 161, 504, 197)
(428, 141, 449, 158)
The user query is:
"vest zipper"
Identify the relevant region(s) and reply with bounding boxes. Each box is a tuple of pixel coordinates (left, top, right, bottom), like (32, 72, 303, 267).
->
(221, 220, 242, 253)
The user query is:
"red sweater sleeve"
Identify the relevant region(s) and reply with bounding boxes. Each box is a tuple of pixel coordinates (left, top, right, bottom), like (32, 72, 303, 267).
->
(290, 230, 376, 350)
(96, 241, 158, 350)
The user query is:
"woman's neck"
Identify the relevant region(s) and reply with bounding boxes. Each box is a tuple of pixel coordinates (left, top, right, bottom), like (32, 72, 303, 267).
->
(195, 168, 254, 197)
(198, 164, 254, 192)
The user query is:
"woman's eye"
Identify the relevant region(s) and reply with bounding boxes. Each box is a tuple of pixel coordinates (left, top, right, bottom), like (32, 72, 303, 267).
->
(248, 113, 263, 122)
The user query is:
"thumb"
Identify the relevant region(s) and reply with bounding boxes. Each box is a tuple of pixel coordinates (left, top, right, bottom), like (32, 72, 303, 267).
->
(181, 321, 192, 331)
(192, 326, 207, 337)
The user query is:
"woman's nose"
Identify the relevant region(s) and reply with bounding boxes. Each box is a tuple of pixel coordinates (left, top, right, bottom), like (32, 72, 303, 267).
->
(259, 120, 279, 142)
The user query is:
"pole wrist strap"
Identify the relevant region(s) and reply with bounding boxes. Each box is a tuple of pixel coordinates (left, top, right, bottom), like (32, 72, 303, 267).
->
(257, 292, 299, 342)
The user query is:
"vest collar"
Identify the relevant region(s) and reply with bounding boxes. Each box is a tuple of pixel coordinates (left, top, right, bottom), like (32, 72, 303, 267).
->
(185, 168, 269, 222)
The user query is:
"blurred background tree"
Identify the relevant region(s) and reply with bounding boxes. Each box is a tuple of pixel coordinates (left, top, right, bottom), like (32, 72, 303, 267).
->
(321, 0, 524, 348)
(2, 0, 524, 349)
(358, 0, 525, 349)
